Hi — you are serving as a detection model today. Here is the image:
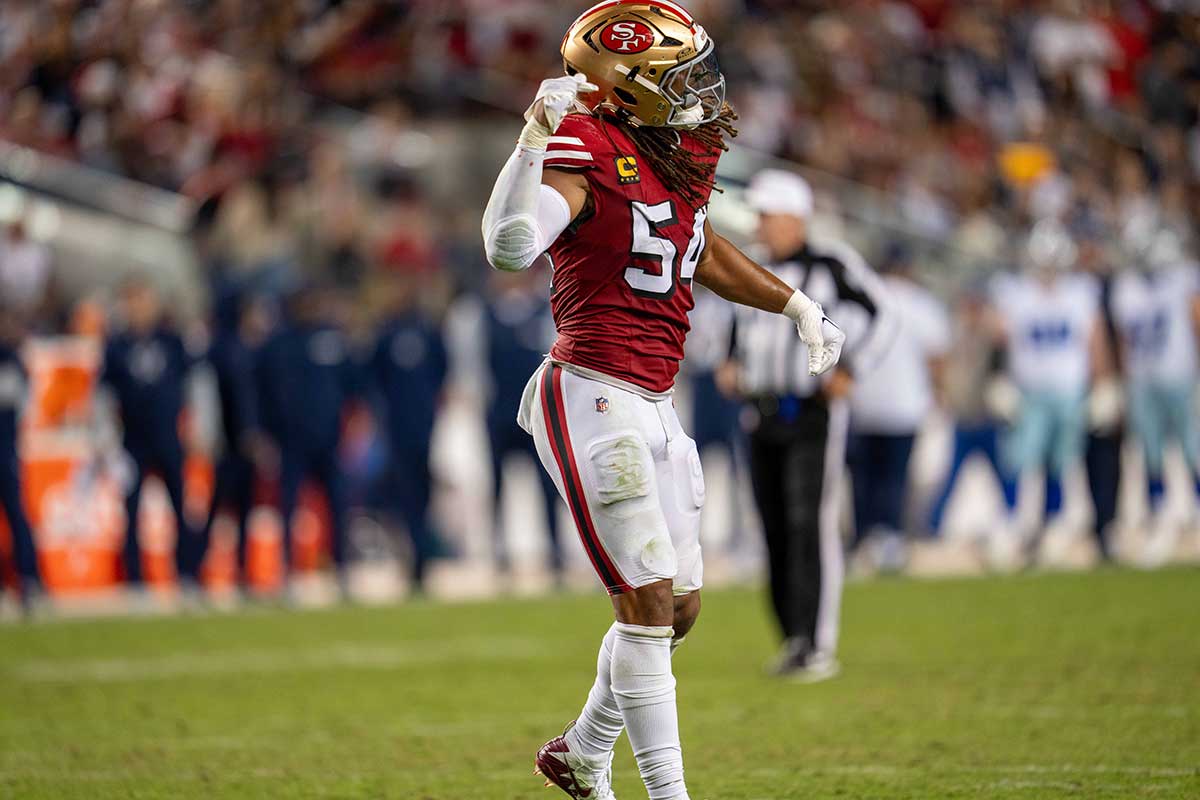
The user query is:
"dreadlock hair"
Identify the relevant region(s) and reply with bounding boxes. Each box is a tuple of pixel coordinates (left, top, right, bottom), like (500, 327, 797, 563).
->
(614, 104, 739, 206)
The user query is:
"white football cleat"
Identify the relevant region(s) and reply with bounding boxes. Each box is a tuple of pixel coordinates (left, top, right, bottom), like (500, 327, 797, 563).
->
(534, 722, 617, 800)
(770, 637, 841, 684)
(786, 650, 841, 684)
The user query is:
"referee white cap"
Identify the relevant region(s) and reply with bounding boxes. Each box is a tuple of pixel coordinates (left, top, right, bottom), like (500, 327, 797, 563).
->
(745, 169, 814, 219)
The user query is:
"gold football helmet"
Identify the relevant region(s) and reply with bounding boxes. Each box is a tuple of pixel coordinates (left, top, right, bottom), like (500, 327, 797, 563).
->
(561, 0, 726, 128)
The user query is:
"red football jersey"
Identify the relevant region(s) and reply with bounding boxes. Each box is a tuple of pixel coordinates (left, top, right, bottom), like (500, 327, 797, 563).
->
(543, 113, 720, 393)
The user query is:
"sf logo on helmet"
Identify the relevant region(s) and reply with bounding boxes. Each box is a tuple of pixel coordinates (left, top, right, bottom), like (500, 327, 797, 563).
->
(600, 20, 654, 53)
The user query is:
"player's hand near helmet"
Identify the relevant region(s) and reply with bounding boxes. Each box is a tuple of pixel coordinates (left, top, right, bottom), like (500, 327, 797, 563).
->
(522, 74, 599, 146)
(483, 73, 597, 272)
(784, 290, 846, 376)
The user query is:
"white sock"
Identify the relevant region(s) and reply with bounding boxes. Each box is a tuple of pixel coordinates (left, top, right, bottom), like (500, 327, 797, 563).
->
(566, 626, 689, 760)
(611, 622, 689, 800)
(565, 623, 625, 758)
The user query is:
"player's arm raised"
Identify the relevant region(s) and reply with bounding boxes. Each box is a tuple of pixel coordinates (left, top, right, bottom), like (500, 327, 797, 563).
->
(696, 222, 845, 376)
(481, 75, 596, 272)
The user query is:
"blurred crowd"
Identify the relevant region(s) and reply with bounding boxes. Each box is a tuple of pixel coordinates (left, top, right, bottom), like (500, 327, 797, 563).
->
(718, 0, 1200, 251)
(2, 0, 1199, 267)
(3, 1, 1200, 294)
(1, 0, 1199, 609)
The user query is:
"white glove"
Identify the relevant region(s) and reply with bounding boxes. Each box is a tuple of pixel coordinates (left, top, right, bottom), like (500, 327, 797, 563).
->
(520, 74, 599, 148)
(811, 317, 846, 376)
(784, 290, 845, 376)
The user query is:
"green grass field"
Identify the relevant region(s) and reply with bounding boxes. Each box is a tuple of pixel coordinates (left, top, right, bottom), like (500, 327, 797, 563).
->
(1, 568, 1197, 799)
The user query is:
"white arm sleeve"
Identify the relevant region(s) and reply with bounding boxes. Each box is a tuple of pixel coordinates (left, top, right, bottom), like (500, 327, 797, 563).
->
(482, 132, 573, 272)
(536, 183, 572, 248)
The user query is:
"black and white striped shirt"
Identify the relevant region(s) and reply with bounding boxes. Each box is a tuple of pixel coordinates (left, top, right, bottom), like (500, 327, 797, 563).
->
(731, 238, 893, 399)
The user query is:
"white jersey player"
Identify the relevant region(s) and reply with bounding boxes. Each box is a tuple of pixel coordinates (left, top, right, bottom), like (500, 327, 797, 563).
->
(990, 220, 1109, 525)
(1111, 223, 1200, 516)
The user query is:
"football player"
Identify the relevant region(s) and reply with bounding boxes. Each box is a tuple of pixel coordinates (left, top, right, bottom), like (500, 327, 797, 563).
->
(482, 3, 844, 799)
(1112, 221, 1200, 561)
(989, 220, 1111, 551)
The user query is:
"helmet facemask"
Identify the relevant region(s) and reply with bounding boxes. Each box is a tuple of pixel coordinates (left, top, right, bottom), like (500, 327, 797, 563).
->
(661, 40, 726, 128)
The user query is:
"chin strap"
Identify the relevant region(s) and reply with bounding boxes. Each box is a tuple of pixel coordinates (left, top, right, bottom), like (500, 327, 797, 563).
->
(671, 102, 705, 129)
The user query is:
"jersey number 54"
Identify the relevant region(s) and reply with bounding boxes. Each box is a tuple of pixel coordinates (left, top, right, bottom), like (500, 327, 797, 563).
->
(624, 201, 708, 300)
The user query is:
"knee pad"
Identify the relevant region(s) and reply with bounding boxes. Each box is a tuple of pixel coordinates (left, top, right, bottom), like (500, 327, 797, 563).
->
(587, 433, 677, 581)
(589, 432, 655, 508)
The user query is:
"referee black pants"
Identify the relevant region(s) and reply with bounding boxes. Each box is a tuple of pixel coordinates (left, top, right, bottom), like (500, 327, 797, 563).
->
(747, 396, 848, 655)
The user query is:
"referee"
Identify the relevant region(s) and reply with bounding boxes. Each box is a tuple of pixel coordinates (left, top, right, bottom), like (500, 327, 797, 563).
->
(725, 170, 892, 681)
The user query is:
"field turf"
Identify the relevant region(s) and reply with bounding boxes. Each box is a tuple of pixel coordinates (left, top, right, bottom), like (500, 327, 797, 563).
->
(1, 567, 1197, 799)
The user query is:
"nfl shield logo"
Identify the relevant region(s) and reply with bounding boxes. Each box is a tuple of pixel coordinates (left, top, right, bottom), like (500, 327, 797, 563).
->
(595, 397, 610, 414)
